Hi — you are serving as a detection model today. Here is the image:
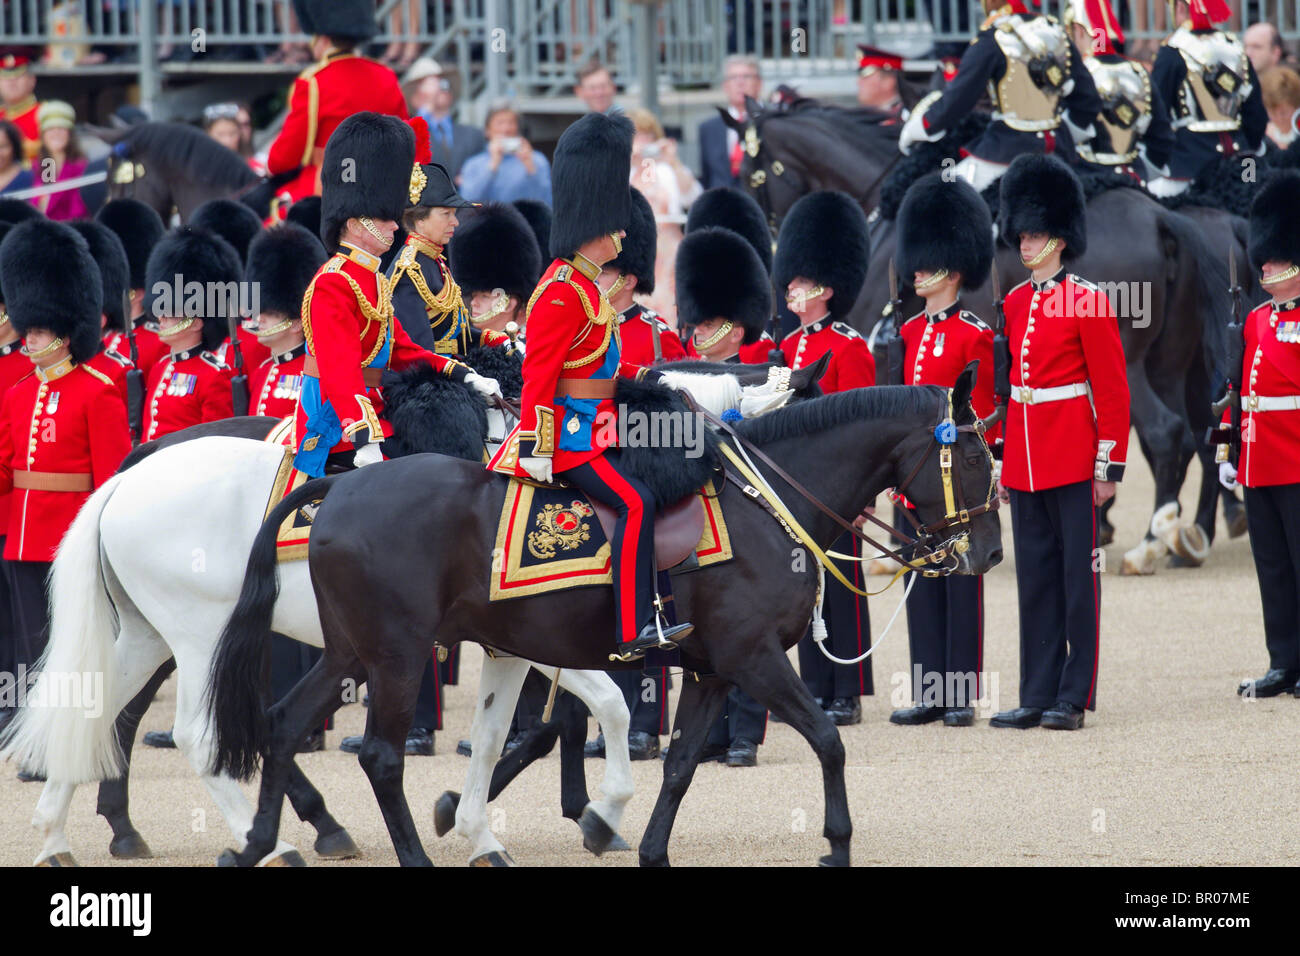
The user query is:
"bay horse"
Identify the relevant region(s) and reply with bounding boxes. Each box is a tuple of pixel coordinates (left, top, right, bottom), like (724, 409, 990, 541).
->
(208, 368, 1003, 867)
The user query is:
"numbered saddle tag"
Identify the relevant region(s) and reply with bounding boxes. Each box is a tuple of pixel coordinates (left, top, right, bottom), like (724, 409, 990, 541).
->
(934, 420, 957, 444)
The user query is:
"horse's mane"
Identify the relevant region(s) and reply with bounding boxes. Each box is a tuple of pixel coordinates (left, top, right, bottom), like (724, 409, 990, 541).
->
(122, 123, 260, 192)
(764, 103, 898, 160)
(734, 384, 939, 445)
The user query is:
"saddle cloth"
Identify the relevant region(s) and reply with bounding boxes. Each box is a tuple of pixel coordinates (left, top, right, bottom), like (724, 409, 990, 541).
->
(490, 478, 732, 601)
(263, 433, 319, 563)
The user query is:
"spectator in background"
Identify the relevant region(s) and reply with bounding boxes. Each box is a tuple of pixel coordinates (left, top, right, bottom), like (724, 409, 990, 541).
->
(1245, 22, 1287, 77)
(203, 102, 243, 153)
(627, 108, 699, 320)
(0, 51, 40, 161)
(403, 58, 485, 179)
(379, 0, 422, 71)
(268, 1, 312, 66)
(1261, 65, 1300, 147)
(574, 59, 617, 113)
(0, 121, 34, 195)
(32, 101, 89, 221)
(457, 103, 551, 204)
(856, 45, 906, 119)
(698, 55, 761, 190)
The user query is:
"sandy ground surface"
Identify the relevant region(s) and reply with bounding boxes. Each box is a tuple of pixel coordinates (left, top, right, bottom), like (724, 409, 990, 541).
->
(0, 440, 1293, 868)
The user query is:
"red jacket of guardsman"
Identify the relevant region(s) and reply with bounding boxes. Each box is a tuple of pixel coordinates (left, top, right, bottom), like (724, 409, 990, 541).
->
(103, 322, 168, 379)
(1000, 269, 1130, 491)
(781, 319, 875, 393)
(618, 303, 686, 366)
(902, 303, 998, 435)
(0, 339, 31, 537)
(85, 345, 132, 405)
(251, 343, 307, 420)
(215, 324, 273, 372)
(142, 346, 234, 441)
(1221, 298, 1300, 487)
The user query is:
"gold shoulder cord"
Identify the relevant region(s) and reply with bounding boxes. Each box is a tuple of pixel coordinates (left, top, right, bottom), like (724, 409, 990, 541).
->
(300, 256, 392, 367)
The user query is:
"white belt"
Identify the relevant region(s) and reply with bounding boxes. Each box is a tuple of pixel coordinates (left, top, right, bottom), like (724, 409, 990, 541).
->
(1011, 382, 1089, 405)
(1243, 393, 1300, 412)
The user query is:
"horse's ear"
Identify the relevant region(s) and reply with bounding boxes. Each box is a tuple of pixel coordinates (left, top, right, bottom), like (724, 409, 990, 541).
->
(743, 95, 764, 120)
(718, 106, 744, 134)
(952, 361, 978, 421)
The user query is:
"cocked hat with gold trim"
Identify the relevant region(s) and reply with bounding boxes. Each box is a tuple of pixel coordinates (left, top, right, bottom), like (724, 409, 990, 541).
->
(406, 117, 475, 209)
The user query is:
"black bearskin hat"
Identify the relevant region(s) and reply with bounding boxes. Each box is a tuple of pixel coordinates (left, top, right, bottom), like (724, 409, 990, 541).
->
(320, 112, 415, 252)
(0, 197, 43, 226)
(998, 153, 1088, 260)
(246, 223, 327, 321)
(773, 190, 870, 320)
(285, 195, 322, 243)
(549, 112, 633, 259)
(607, 187, 657, 294)
(189, 198, 264, 265)
(0, 220, 14, 305)
(512, 199, 552, 263)
(68, 220, 131, 333)
(896, 172, 994, 291)
(448, 202, 542, 303)
(675, 226, 771, 345)
(0, 219, 102, 363)
(292, 0, 377, 40)
(96, 198, 165, 290)
(144, 225, 244, 353)
(1249, 171, 1300, 272)
(685, 187, 773, 276)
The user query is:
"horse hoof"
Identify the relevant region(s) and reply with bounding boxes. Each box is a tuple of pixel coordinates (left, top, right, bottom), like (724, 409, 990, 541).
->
(109, 831, 153, 860)
(607, 833, 633, 852)
(262, 850, 307, 867)
(1227, 508, 1248, 539)
(1170, 523, 1209, 564)
(817, 853, 851, 867)
(578, 806, 616, 857)
(216, 849, 241, 867)
(313, 828, 360, 860)
(469, 850, 515, 867)
(433, 791, 461, 838)
(1120, 539, 1161, 575)
(35, 852, 77, 867)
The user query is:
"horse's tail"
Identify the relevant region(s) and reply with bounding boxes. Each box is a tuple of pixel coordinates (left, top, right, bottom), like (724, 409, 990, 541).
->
(206, 474, 338, 780)
(0, 473, 127, 783)
(1161, 209, 1229, 383)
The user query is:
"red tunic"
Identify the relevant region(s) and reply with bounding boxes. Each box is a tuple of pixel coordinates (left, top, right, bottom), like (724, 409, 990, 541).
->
(1000, 270, 1130, 491)
(0, 362, 131, 562)
(0, 341, 33, 537)
(901, 302, 1000, 442)
(142, 347, 234, 442)
(0, 96, 39, 160)
(104, 322, 169, 380)
(1223, 298, 1300, 487)
(85, 346, 132, 405)
(780, 317, 876, 393)
(249, 344, 307, 421)
(617, 304, 686, 366)
(266, 51, 409, 202)
(214, 325, 274, 374)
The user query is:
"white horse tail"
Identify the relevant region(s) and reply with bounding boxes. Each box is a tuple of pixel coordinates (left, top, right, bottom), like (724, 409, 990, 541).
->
(0, 472, 127, 783)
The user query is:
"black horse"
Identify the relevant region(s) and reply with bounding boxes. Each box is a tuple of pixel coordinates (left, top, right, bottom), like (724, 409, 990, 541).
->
(208, 368, 1002, 867)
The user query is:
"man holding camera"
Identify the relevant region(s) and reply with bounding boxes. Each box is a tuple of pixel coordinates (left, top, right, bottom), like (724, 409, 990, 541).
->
(458, 104, 552, 205)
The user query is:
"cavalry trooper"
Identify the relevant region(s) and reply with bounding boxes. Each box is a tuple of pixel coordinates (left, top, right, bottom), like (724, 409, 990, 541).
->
(446, 201, 543, 345)
(991, 153, 1130, 731)
(1220, 172, 1300, 700)
(1065, 0, 1175, 185)
(95, 199, 169, 378)
(70, 220, 135, 406)
(1147, 0, 1267, 197)
(776, 190, 875, 726)
(294, 111, 499, 479)
(488, 111, 693, 662)
(890, 172, 997, 728)
(266, 0, 407, 205)
(140, 227, 242, 442)
(0, 220, 131, 749)
(898, 0, 1103, 191)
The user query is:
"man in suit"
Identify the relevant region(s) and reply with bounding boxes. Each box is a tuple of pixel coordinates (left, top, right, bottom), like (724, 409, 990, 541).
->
(402, 58, 486, 181)
(698, 56, 762, 191)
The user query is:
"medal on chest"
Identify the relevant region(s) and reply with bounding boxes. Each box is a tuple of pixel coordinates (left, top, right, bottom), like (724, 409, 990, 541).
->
(168, 372, 197, 397)
(933, 331, 945, 357)
(1278, 320, 1300, 344)
(273, 374, 302, 401)
(46, 391, 60, 414)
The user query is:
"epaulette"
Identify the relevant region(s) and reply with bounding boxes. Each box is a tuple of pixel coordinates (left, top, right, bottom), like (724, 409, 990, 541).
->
(958, 311, 991, 331)
(902, 311, 926, 327)
(1068, 274, 1099, 292)
(1007, 277, 1033, 297)
(81, 364, 114, 388)
(102, 347, 132, 367)
(832, 321, 863, 338)
(200, 351, 229, 371)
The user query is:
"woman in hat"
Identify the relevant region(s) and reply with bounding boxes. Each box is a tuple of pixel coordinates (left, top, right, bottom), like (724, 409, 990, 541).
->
(32, 100, 88, 221)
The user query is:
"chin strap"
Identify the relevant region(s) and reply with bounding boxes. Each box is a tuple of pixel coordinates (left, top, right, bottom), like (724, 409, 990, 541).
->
(1021, 237, 1060, 268)
(357, 216, 394, 248)
(157, 318, 196, 339)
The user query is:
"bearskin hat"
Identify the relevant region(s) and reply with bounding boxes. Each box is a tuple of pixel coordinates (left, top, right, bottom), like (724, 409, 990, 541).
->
(998, 153, 1088, 260)
(189, 198, 264, 265)
(143, 225, 244, 353)
(320, 112, 415, 252)
(0, 220, 14, 305)
(0, 219, 102, 363)
(246, 223, 327, 321)
(285, 195, 322, 243)
(448, 203, 542, 304)
(675, 226, 771, 345)
(0, 197, 42, 226)
(68, 220, 131, 333)
(95, 198, 165, 290)
(685, 187, 773, 276)
(607, 187, 657, 294)
(292, 0, 377, 40)
(1249, 171, 1300, 272)
(512, 199, 552, 263)
(773, 190, 870, 320)
(549, 112, 633, 259)
(896, 172, 994, 291)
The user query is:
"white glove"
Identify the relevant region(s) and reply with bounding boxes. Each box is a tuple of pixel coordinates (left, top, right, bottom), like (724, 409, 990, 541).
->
(898, 109, 926, 155)
(1219, 461, 1239, 491)
(354, 441, 384, 468)
(464, 372, 502, 403)
(520, 456, 552, 483)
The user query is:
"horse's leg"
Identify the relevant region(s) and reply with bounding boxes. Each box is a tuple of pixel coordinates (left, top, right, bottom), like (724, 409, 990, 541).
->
(283, 762, 361, 861)
(1121, 364, 1186, 575)
(96, 657, 175, 860)
(638, 674, 730, 868)
(1096, 497, 1116, 548)
(481, 670, 564, 801)
(555, 667, 633, 855)
(553, 690, 593, 823)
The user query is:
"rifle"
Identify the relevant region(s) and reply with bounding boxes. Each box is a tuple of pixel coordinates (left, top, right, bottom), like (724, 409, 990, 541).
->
(227, 312, 250, 418)
(872, 257, 907, 386)
(123, 290, 144, 446)
(990, 262, 1011, 407)
(1207, 249, 1245, 467)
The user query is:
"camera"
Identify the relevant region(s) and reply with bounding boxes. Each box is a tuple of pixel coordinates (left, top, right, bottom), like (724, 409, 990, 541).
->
(500, 136, 522, 154)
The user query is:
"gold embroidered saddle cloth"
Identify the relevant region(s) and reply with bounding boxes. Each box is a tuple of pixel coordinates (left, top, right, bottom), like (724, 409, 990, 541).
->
(263, 434, 320, 562)
(490, 477, 732, 601)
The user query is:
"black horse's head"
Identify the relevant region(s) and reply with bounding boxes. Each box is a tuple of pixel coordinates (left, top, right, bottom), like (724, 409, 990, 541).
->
(890, 363, 1003, 576)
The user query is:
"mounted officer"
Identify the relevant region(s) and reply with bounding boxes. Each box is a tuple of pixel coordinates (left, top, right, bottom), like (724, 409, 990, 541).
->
(899, 0, 1103, 190)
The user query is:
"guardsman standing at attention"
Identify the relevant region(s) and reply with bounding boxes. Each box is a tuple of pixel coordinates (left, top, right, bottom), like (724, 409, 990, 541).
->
(447, 201, 544, 345)
(95, 199, 170, 379)
(0, 219, 131, 689)
(488, 111, 693, 662)
(70, 220, 135, 406)
(140, 227, 242, 442)
(890, 172, 998, 728)
(1220, 171, 1300, 700)
(777, 190, 875, 726)
(990, 153, 1130, 731)
(266, 0, 408, 204)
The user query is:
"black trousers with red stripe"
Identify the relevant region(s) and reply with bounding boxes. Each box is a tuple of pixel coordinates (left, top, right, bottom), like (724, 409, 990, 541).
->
(903, 572, 984, 707)
(797, 531, 874, 700)
(563, 453, 656, 645)
(1008, 480, 1100, 711)
(1243, 483, 1300, 673)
